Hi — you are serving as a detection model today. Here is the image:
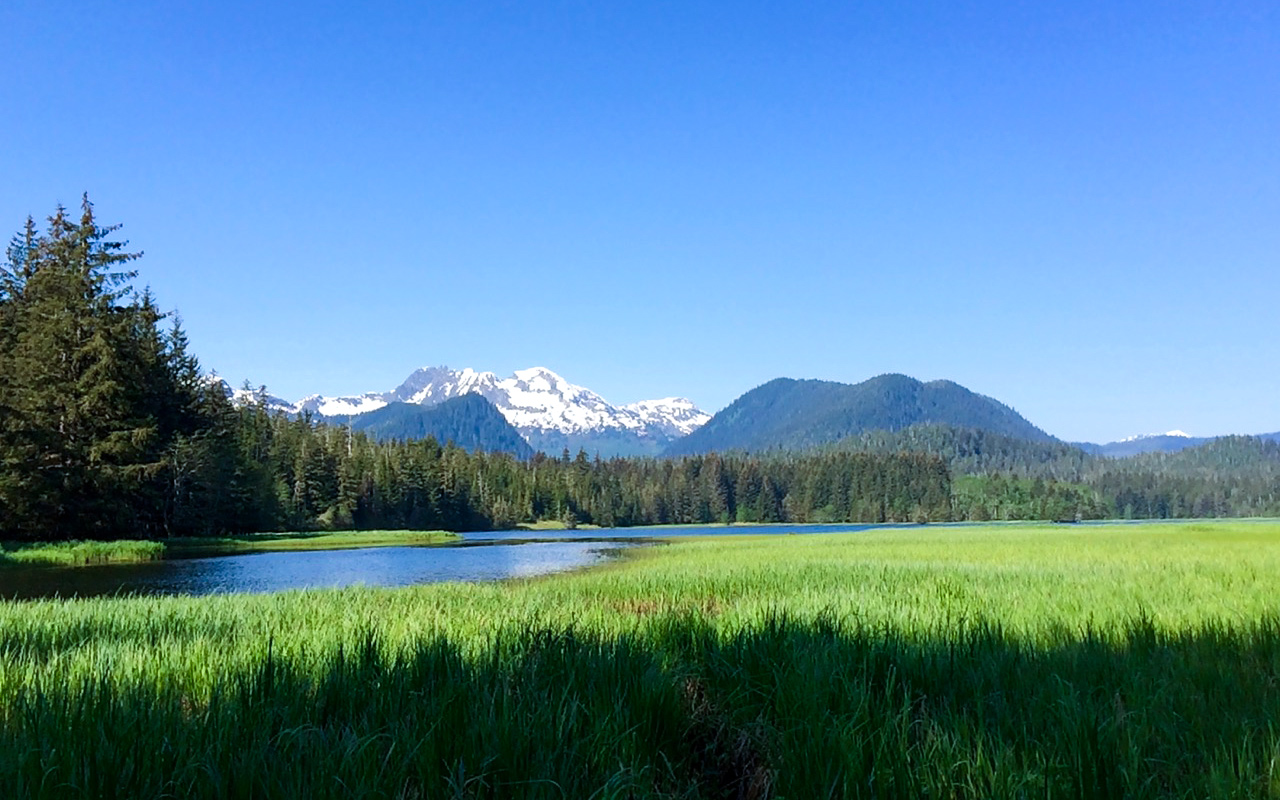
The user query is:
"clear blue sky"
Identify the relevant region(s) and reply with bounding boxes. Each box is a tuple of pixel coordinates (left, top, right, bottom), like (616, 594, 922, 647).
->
(3, 1, 1277, 443)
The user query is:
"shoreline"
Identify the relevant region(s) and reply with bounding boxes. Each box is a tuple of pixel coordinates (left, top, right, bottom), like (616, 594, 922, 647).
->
(0, 530, 461, 569)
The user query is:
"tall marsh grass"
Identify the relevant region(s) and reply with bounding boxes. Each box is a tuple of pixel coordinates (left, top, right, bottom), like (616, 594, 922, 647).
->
(0, 539, 165, 567)
(2, 521, 1278, 798)
(0, 530, 458, 569)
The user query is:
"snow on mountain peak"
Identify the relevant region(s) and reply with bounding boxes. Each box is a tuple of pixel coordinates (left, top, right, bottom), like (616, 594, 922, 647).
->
(1119, 429, 1194, 443)
(385, 365, 709, 440)
(221, 365, 711, 448)
(621, 397, 712, 437)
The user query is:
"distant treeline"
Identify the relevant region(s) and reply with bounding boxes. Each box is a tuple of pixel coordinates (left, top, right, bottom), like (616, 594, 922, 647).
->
(1, 201, 1276, 541)
(837, 425, 1280, 521)
(197, 405, 956, 534)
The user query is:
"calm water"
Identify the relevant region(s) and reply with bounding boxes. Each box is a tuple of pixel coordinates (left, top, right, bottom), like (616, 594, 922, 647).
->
(0, 522, 910, 602)
(0, 541, 641, 602)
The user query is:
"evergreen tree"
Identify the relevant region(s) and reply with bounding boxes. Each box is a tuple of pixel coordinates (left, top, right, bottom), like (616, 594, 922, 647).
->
(0, 198, 221, 539)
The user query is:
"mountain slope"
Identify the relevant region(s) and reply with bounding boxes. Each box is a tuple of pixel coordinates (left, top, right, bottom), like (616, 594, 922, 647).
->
(332, 396, 534, 457)
(228, 366, 710, 457)
(384, 366, 709, 456)
(1116, 435, 1280, 478)
(835, 423, 1092, 480)
(666, 374, 1053, 455)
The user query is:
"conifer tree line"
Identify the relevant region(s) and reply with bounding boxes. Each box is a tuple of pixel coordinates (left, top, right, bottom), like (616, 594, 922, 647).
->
(0, 200, 951, 541)
(193, 408, 955, 535)
(837, 425, 1280, 520)
(1, 201, 1275, 541)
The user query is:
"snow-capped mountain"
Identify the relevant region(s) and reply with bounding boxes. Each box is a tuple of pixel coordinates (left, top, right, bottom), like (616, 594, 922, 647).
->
(210, 375, 294, 414)
(293, 392, 388, 418)
(619, 398, 710, 438)
(224, 366, 711, 457)
(1118, 430, 1193, 443)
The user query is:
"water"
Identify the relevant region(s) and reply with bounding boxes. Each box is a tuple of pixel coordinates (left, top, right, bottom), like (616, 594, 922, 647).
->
(0, 540, 640, 602)
(0, 522, 928, 601)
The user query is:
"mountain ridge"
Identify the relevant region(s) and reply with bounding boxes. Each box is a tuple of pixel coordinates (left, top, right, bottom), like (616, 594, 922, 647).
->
(666, 373, 1054, 455)
(222, 366, 710, 458)
(1077, 430, 1280, 458)
(330, 396, 535, 458)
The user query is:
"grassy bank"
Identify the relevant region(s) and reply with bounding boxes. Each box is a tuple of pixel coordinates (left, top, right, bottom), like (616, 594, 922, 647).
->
(1, 530, 460, 568)
(164, 529, 460, 556)
(515, 519, 603, 531)
(2, 521, 1279, 797)
(0, 539, 166, 567)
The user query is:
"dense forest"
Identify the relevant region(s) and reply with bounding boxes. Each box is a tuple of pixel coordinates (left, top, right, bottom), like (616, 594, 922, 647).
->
(1, 201, 1276, 542)
(162, 400, 956, 535)
(835, 424, 1280, 521)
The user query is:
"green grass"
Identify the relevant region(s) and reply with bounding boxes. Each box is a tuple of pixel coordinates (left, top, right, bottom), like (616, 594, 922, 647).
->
(163, 529, 460, 555)
(0, 530, 460, 568)
(0, 539, 166, 567)
(516, 519, 602, 531)
(2, 521, 1279, 797)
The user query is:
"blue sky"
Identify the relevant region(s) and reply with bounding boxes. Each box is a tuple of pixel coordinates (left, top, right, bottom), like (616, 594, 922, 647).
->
(2, 1, 1277, 443)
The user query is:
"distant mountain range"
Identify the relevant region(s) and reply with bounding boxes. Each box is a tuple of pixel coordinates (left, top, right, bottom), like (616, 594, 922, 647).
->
(1076, 430, 1280, 458)
(218, 367, 1275, 462)
(222, 366, 709, 457)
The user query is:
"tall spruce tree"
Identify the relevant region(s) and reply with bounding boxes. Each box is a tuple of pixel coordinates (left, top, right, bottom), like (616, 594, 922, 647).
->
(0, 197, 207, 539)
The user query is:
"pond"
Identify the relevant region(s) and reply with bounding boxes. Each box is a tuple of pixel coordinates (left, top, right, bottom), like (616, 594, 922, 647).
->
(0, 540, 647, 601)
(0, 522, 891, 601)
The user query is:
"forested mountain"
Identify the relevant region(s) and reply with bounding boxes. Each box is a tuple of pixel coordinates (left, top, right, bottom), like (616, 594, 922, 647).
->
(667, 374, 1053, 455)
(833, 424, 1093, 480)
(1085, 436, 1280, 519)
(836, 425, 1280, 522)
(326, 396, 534, 458)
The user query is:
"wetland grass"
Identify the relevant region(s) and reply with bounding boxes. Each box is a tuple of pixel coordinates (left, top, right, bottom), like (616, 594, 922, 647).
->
(0, 529, 459, 568)
(2, 521, 1278, 798)
(0, 539, 166, 567)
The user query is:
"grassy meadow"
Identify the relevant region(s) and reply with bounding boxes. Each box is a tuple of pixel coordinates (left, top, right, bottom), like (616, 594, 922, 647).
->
(0, 530, 459, 568)
(2, 521, 1279, 798)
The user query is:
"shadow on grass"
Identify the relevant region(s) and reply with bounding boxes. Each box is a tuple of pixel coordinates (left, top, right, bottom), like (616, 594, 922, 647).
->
(3, 615, 1278, 798)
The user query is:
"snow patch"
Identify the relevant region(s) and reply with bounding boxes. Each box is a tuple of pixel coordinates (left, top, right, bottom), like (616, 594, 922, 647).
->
(314, 396, 387, 417)
(1119, 429, 1194, 443)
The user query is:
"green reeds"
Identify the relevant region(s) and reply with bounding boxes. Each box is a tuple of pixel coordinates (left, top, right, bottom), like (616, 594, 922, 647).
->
(0, 539, 165, 567)
(0, 530, 460, 569)
(2, 521, 1278, 798)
